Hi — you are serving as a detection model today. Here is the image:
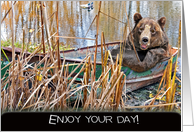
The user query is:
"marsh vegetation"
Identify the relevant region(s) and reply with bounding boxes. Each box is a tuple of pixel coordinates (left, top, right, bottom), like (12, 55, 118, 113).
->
(1, 1, 181, 113)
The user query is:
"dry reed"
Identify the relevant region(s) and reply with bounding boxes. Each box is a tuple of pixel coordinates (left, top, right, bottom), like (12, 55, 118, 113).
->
(1, 28, 126, 113)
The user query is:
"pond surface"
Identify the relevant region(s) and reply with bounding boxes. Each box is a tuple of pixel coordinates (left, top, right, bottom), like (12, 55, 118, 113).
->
(1, 1, 182, 49)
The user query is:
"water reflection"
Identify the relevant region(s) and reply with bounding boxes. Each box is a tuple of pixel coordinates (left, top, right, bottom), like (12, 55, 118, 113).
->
(1, 1, 181, 48)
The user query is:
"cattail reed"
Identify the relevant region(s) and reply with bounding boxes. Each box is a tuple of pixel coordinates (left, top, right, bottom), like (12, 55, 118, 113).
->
(39, 1, 46, 55)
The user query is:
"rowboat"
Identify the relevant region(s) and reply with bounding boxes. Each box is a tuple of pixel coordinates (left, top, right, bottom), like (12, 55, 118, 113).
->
(1, 41, 178, 92)
(59, 41, 178, 92)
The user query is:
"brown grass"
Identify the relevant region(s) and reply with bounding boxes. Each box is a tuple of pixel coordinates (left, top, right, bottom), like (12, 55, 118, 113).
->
(1, 1, 181, 113)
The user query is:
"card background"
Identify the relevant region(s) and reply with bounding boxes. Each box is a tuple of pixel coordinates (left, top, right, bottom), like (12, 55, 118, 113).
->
(0, 0, 194, 132)
(182, 0, 194, 132)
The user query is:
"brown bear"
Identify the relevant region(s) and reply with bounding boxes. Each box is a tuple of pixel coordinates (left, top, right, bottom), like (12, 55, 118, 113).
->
(111, 13, 170, 72)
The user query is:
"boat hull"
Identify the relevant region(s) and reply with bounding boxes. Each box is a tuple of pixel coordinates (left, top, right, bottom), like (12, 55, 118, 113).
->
(59, 42, 178, 92)
(1, 42, 178, 92)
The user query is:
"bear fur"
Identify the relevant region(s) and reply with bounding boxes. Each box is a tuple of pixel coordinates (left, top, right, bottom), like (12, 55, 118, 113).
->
(111, 13, 170, 72)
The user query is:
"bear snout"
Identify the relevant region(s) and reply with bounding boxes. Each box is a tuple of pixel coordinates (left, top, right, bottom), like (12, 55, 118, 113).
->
(142, 37, 149, 44)
(140, 36, 150, 50)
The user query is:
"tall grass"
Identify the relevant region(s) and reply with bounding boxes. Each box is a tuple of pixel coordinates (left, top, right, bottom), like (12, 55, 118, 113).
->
(1, 1, 126, 112)
(1, 44, 126, 112)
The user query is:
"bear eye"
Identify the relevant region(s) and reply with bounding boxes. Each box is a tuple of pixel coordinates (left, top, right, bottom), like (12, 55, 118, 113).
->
(139, 27, 144, 33)
(151, 29, 156, 34)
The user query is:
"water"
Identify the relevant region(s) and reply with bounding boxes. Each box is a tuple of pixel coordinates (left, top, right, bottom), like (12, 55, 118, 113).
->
(1, 1, 182, 49)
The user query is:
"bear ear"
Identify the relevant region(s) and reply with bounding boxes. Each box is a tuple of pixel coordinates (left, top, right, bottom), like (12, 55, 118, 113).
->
(134, 13, 142, 24)
(158, 17, 166, 30)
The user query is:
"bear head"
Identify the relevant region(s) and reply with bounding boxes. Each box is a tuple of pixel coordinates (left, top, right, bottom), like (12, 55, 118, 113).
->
(130, 13, 168, 51)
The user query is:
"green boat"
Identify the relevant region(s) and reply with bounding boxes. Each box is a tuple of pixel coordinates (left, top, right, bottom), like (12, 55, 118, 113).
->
(1, 41, 178, 93)
(60, 41, 178, 92)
